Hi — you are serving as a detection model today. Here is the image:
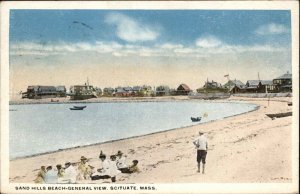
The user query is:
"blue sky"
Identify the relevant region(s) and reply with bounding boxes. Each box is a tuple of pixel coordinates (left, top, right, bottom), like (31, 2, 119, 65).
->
(10, 10, 291, 45)
(9, 10, 292, 93)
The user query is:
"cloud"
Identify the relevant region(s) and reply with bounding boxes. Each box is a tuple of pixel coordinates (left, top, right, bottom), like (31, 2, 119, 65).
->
(10, 39, 288, 60)
(105, 13, 160, 42)
(195, 35, 223, 48)
(255, 23, 289, 35)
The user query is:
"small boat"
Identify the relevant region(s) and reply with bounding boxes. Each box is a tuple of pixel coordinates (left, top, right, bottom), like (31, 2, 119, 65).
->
(266, 112, 292, 119)
(70, 106, 86, 110)
(191, 117, 202, 122)
(73, 106, 87, 109)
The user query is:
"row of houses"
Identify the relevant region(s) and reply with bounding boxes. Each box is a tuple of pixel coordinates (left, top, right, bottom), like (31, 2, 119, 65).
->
(21, 86, 67, 99)
(21, 84, 192, 99)
(224, 72, 292, 94)
(21, 72, 292, 99)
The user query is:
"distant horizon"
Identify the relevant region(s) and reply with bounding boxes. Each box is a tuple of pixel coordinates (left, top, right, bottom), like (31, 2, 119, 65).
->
(9, 10, 292, 95)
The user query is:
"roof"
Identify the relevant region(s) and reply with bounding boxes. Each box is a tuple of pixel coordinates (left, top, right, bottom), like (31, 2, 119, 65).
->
(132, 86, 142, 91)
(104, 87, 114, 90)
(274, 73, 292, 80)
(247, 80, 260, 86)
(123, 87, 133, 91)
(177, 84, 191, 91)
(225, 80, 245, 87)
(247, 80, 273, 86)
(156, 85, 170, 91)
(260, 80, 273, 85)
(229, 84, 245, 90)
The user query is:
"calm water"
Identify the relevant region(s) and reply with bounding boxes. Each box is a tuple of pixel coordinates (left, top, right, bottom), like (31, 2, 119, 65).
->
(9, 101, 257, 159)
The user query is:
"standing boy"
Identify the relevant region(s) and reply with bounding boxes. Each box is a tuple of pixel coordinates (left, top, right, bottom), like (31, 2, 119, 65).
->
(193, 131, 208, 174)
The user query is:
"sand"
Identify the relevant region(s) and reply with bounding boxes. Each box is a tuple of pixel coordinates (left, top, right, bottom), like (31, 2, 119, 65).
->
(9, 96, 293, 183)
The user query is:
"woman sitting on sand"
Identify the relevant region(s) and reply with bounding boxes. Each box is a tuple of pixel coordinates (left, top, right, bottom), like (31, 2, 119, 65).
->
(91, 152, 111, 180)
(62, 162, 77, 183)
(120, 160, 140, 174)
(109, 155, 121, 182)
(91, 151, 118, 182)
(116, 150, 128, 171)
(34, 166, 46, 184)
(77, 156, 93, 180)
(56, 164, 65, 183)
(44, 166, 57, 184)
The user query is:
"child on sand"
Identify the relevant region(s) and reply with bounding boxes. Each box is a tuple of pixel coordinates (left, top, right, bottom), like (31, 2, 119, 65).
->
(120, 160, 140, 174)
(34, 166, 46, 183)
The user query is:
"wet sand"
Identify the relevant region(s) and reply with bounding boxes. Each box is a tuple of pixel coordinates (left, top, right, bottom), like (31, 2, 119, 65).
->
(9, 97, 293, 183)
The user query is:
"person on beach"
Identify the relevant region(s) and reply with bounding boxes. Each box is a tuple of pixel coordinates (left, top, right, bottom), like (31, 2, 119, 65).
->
(193, 131, 208, 174)
(109, 155, 121, 182)
(91, 152, 112, 181)
(120, 160, 141, 174)
(34, 166, 46, 183)
(56, 164, 65, 183)
(44, 166, 57, 184)
(77, 156, 93, 180)
(56, 164, 64, 177)
(116, 150, 128, 171)
(63, 162, 77, 183)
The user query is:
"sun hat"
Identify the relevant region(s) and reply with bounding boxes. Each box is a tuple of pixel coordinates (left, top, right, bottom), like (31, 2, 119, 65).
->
(80, 156, 87, 161)
(132, 160, 138, 164)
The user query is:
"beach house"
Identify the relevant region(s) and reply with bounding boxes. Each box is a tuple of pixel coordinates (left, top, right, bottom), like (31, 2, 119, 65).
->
(223, 80, 245, 94)
(55, 86, 67, 97)
(156, 85, 170, 96)
(196, 80, 228, 93)
(245, 80, 275, 93)
(103, 87, 115, 97)
(272, 72, 292, 92)
(22, 85, 63, 99)
(176, 84, 192, 95)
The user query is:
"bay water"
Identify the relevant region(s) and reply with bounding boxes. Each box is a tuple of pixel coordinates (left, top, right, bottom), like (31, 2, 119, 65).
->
(9, 101, 258, 159)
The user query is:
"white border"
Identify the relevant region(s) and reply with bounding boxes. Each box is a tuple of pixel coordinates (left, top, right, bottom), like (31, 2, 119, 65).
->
(1, 1, 299, 194)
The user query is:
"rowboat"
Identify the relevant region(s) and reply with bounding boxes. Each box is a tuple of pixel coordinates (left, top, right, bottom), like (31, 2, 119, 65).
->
(73, 106, 87, 109)
(70, 106, 87, 110)
(265, 112, 292, 119)
(191, 117, 202, 122)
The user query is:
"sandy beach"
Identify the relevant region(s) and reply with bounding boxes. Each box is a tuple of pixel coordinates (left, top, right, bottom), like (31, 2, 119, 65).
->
(9, 96, 293, 183)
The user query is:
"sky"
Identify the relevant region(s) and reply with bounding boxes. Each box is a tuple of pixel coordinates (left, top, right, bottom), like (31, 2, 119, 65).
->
(9, 10, 292, 94)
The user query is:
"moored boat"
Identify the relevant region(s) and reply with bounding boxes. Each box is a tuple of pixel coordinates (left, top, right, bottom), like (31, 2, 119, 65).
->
(266, 112, 292, 119)
(191, 117, 202, 122)
(73, 106, 87, 109)
(70, 107, 85, 110)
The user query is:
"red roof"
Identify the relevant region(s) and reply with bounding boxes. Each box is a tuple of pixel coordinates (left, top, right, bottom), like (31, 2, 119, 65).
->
(178, 84, 191, 91)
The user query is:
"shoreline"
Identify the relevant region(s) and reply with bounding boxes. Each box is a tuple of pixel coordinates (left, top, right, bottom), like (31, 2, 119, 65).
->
(9, 95, 292, 106)
(9, 96, 293, 183)
(10, 102, 260, 161)
(9, 96, 189, 105)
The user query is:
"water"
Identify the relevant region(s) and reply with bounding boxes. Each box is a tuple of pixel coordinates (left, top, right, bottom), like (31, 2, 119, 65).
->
(9, 101, 257, 159)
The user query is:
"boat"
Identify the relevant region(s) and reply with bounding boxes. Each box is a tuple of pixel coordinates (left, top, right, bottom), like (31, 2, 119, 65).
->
(70, 107, 85, 110)
(191, 117, 202, 122)
(73, 106, 87, 109)
(265, 112, 292, 119)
